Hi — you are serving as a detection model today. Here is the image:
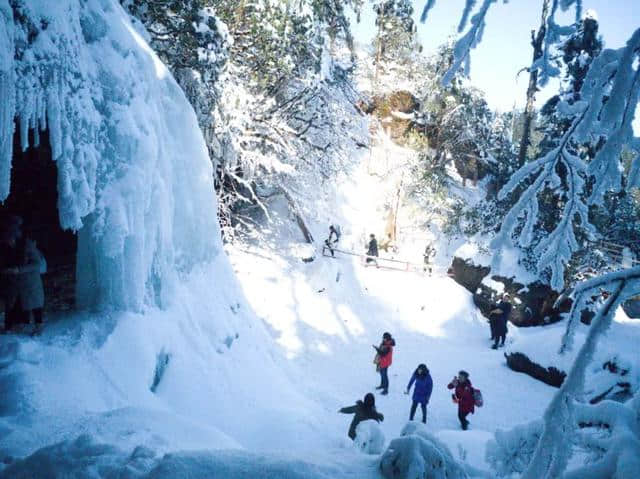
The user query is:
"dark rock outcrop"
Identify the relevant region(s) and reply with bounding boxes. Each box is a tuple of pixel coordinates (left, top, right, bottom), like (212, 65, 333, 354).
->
(365, 91, 420, 141)
(447, 256, 571, 327)
(447, 257, 490, 294)
(504, 352, 566, 387)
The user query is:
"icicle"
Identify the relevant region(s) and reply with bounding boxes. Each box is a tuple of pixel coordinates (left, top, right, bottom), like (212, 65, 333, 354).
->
(0, 0, 15, 202)
(457, 0, 477, 33)
(420, 0, 437, 23)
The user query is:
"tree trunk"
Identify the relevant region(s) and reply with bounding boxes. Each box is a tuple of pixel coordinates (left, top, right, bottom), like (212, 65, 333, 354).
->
(517, 0, 551, 167)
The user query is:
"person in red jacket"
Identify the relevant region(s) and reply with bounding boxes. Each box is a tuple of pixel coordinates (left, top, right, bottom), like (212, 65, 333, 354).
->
(373, 332, 395, 395)
(447, 370, 474, 430)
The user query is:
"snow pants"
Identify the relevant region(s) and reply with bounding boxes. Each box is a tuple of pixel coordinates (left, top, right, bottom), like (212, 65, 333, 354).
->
(458, 409, 470, 430)
(410, 401, 427, 423)
(379, 367, 389, 393)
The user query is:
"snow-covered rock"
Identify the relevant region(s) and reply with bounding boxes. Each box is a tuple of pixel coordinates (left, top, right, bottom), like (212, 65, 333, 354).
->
(354, 420, 385, 455)
(380, 422, 473, 479)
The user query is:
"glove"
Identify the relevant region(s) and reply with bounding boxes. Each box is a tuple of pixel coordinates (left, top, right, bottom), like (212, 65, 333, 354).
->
(404, 390, 409, 395)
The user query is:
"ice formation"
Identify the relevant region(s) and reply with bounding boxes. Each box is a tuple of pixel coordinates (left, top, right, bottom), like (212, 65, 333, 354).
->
(0, 0, 220, 310)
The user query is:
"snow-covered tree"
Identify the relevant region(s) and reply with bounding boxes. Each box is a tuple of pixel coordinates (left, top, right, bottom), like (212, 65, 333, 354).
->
(372, 0, 420, 80)
(421, 1, 640, 477)
(120, 0, 229, 155)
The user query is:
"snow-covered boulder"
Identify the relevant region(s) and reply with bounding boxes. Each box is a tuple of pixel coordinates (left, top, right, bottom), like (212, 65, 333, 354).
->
(485, 420, 543, 477)
(380, 422, 470, 479)
(354, 419, 385, 455)
(1, 0, 220, 311)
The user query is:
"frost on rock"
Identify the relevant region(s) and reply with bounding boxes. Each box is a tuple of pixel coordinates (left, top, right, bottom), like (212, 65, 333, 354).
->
(0, 0, 220, 310)
(354, 419, 385, 455)
(380, 422, 472, 479)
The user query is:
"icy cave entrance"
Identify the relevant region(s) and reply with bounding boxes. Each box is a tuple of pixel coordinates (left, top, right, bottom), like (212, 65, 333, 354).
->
(1, 125, 77, 312)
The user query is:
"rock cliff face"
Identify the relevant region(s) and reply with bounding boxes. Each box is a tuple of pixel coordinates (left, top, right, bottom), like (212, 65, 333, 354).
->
(360, 91, 420, 141)
(448, 257, 571, 327)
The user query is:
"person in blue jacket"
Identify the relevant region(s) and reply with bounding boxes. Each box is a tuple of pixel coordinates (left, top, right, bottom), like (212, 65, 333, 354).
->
(405, 363, 433, 424)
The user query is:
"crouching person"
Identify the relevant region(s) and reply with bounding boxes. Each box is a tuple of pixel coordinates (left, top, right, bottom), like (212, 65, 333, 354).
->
(339, 392, 384, 440)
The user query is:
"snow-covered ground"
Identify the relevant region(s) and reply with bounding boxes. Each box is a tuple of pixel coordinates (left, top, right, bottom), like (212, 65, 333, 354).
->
(3, 113, 639, 478)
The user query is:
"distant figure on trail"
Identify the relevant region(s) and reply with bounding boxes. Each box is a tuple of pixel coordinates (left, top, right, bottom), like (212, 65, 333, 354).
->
(405, 363, 433, 424)
(489, 293, 511, 349)
(324, 224, 340, 257)
(339, 392, 384, 440)
(448, 370, 475, 430)
(373, 332, 395, 395)
(366, 234, 378, 266)
(0, 215, 46, 333)
(423, 243, 435, 275)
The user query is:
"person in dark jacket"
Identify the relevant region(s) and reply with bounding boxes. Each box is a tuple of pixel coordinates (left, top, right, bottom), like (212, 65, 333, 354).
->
(1, 216, 46, 333)
(489, 293, 512, 349)
(366, 234, 378, 265)
(339, 392, 384, 440)
(324, 224, 340, 257)
(373, 332, 395, 395)
(447, 370, 475, 430)
(405, 363, 433, 423)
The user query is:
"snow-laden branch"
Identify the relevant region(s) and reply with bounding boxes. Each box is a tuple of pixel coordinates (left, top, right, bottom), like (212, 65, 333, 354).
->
(491, 30, 640, 290)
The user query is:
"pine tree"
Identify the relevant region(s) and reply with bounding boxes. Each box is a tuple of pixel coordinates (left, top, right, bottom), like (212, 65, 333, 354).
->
(119, 0, 229, 153)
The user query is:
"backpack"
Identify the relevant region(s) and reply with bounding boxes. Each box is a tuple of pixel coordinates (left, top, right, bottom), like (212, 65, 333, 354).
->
(473, 388, 483, 407)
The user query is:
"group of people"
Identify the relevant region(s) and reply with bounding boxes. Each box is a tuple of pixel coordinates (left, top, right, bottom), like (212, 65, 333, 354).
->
(339, 332, 480, 440)
(488, 293, 512, 349)
(0, 215, 46, 333)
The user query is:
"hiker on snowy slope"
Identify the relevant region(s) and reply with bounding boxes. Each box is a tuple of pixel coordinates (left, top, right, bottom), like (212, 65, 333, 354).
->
(490, 293, 511, 349)
(405, 363, 433, 423)
(448, 370, 475, 430)
(373, 332, 395, 395)
(366, 234, 378, 265)
(324, 224, 340, 257)
(339, 392, 384, 440)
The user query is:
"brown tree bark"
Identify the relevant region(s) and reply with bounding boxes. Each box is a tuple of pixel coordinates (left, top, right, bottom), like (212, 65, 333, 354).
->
(517, 0, 551, 167)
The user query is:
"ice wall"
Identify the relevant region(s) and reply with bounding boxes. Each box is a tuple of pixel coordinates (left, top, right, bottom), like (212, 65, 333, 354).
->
(0, 0, 220, 310)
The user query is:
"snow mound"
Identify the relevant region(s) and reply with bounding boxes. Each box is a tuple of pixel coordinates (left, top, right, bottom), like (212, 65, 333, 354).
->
(485, 420, 543, 477)
(0, 434, 345, 479)
(354, 420, 385, 455)
(380, 422, 472, 479)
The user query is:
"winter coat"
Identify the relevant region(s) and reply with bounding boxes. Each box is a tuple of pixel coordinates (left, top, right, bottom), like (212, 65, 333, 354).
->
(339, 400, 384, 440)
(1, 238, 45, 311)
(376, 338, 395, 369)
(407, 371, 433, 404)
(367, 238, 378, 257)
(494, 301, 511, 335)
(448, 378, 475, 415)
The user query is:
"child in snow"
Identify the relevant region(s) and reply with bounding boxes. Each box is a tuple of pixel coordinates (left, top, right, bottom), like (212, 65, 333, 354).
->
(405, 363, 433, 423)
(339, 393, 384, 440)
(447, 370, 475, 430)
(373, 332, 395, 395)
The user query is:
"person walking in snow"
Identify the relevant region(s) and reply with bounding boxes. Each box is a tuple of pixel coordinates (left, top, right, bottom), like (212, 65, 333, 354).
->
(0, 216, 46, 333)
(339, 392, 384, 440)
(366, 234, 378, 266)
(324, 224, 340, 257)
(423, 243, 435, 275)
(489, 293, 512, 349)
(373, 332, 395, 395)
(405, 363, 433, 423)
(448, 370, 475, 430)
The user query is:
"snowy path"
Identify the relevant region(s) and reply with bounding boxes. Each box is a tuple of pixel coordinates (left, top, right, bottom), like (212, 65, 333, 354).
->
(227, 244, 555, 470)
(223, 149, 557, 471)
